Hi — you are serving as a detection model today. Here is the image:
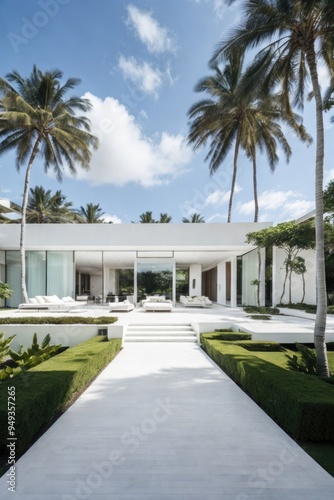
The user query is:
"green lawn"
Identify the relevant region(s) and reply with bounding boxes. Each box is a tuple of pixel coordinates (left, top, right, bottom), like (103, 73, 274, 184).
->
(201, 333, 334, 477)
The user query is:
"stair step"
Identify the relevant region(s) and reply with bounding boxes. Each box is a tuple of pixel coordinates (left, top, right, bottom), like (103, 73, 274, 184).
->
(124, 322, 197, 344)
(126, 331, 195, 337)
(125, 336, 197, 343)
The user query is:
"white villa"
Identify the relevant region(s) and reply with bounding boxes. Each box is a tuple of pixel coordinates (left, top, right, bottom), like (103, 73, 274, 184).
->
(0, 203, 317, 308)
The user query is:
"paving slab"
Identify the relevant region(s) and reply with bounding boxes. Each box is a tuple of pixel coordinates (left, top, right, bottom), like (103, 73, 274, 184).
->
(1, 342, 334, 499)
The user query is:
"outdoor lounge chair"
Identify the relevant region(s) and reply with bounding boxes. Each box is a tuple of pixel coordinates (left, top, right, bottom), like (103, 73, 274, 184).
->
(179, 295, 212, 307)
(109, 300, 134, 312)
(142, 297, 173, 312)
(18, 295, 86, 311)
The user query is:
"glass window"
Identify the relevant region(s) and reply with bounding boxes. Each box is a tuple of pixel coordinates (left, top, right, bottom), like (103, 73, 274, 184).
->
(6, 251, 21, 307)
(26, 251, 46, 298)
(137, 259, 174, 302)
(47, 252, 74, 299)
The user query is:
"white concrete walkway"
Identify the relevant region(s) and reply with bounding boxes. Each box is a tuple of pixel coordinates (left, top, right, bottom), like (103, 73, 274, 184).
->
(1, 341, 334, 499)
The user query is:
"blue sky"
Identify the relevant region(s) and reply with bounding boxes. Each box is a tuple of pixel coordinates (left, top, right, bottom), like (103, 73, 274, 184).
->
(1, 0, 333, 224)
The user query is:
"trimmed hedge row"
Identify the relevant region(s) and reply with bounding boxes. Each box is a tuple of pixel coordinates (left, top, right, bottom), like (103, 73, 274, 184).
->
(201, 334, 334, 441)
(0, 336, 121, 454)
(0, 316, 117, 325)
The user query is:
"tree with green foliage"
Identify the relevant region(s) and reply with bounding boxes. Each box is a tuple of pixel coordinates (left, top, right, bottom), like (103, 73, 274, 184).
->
(246, 221, 315, 305)
(26, 186, 75, 223)
(182, 213, 205, 223)
(138, 211, 155, 223)
(188, 50, 310, 222)
(212, 0, 334, 377)
(324, 179, 334, 222)
(0, 281, 13, 300)
(158, 213, 172, 223)
(75, 203, 105, 223)
(137, 211, 172, 223)
(0, 66, 99, 303)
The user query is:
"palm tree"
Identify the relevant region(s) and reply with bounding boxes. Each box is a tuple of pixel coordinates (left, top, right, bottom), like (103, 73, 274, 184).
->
(75, 203, 105, 223)
(0, 66, 99, 303)
(158, 213, 172, 223)
(212, 0, 334, 376)
(139, 211, 155, 223)
(188, 50, 310, 222)
(182, 213, 205, 223)
(26, 185, 75, 223)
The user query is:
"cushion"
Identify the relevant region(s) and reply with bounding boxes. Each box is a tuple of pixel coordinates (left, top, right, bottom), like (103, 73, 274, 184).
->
(62, 297, 70, 302)
(123, 300, 130, 305)
(29, 298, 38, 304)
(35, 296, 45, 304)
(67, 296, 75, 302)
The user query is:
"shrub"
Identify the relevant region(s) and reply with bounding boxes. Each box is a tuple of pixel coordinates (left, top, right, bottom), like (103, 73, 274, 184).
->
(0, 334, 62, 381)
(327, 306, 334, 315)
(286, 343, 317, 375)
(208, 331, 252, 341)
(243, 306, 280, 315)
(0, 336, 121, 454)
(201, 335, 334, 441)
(0, 316, 117, 325)
(234, 341, 286, 352)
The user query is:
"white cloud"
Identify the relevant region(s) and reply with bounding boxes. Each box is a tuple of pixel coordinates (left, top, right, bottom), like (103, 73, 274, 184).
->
(126, 4, 176, 54)
(237, 189, 315, 221)
(103, 213, 122, 224)
(205, 184, 242, 206)
(118, 55, 163, 98)
(72, 93, 192, 188)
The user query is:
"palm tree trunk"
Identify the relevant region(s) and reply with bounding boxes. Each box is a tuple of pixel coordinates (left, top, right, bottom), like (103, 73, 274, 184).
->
(227, 135, 241, 223)
(20, 138, 41, 303)
(306, 47, 329, 377)
(252, 151, 259, 222)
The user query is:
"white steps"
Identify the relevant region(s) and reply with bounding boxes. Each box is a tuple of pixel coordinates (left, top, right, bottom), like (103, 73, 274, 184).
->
(125, 323, 197, 343)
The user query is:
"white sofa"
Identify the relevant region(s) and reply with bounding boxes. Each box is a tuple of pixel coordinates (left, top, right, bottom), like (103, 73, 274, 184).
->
(109, 300, 134, 312)
(18, 295, 87, 311)
(179, 295, 212, 308)
(142, 296, 173, 312)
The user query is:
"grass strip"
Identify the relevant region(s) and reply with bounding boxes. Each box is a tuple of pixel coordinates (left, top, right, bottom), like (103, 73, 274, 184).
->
(0, 336, 121, 454)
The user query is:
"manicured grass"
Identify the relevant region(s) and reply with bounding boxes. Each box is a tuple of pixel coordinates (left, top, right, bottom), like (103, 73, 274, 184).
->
(201, 333, 334, 442)
(0, 336, 121, 456)
(299, 442, 334, 477)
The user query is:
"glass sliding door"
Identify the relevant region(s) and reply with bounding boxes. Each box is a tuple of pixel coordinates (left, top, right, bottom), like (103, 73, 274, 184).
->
(26, 251, 46, 299)
(47, 251, 74, 299)
(6, 251, 21, 307)
(136, 259, 174, 303)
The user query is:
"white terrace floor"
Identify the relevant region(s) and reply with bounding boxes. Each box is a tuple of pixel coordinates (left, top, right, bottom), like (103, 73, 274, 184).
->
(0, 304, 334, 499)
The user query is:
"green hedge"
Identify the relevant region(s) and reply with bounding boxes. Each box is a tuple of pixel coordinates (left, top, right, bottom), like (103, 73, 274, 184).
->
(0, 336, 121, 454)
(0, 316, 117, 325)
(201, 335, 334, 441)
(209, 331, 252, 341)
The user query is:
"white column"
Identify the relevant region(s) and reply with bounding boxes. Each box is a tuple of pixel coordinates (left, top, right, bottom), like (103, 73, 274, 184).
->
(230, 256, 237, 307)
(189, 264, 202, 296)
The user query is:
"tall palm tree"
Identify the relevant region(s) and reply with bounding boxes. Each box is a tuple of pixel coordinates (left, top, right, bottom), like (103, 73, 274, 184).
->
(139, 211, 155, 223)
(158, 213, 172, 223)
(0, 66, 99, 303)
(26, 185, 75, 223)
(182, 213, 205, 223)
(75, 203, 105, 223)
(188, 50, 310, 222)
(212, 0, 334, 376)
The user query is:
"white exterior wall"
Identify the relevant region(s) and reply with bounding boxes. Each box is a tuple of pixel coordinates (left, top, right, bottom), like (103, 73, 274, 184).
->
(0, 222, 271, 250)
(189, 264, 202, 296)
(272, 247, 316, 305)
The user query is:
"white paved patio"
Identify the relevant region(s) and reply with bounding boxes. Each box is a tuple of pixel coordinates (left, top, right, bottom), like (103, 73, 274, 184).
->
(0, 305, 334, 499)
